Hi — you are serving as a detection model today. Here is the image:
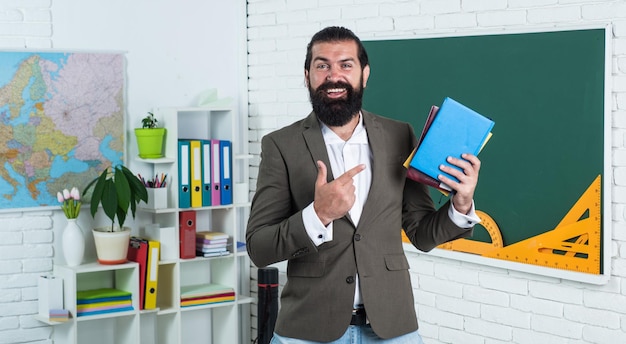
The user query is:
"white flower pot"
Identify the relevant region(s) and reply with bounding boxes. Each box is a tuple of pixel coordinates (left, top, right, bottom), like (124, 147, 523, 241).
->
(92, 226, 131, 265)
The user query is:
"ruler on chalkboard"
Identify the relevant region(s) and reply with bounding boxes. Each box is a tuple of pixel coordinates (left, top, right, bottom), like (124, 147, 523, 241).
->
(438, 210, 503, 254)
(419, 175, 602, 275)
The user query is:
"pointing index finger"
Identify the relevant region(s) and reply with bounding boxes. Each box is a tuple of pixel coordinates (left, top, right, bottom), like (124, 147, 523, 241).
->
(337, 164, 365, 183)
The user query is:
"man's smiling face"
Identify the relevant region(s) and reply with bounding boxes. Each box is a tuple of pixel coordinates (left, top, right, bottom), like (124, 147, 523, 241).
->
(305, 40, 370, 127)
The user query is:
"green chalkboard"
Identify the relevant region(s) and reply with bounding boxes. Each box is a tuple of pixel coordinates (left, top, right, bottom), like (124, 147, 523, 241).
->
(362, 28, 606, 276)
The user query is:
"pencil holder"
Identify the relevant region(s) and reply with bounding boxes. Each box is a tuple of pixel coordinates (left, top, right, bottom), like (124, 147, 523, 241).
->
(146, 187, 168, 209)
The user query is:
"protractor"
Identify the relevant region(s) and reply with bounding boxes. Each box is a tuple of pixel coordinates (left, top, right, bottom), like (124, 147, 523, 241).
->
(437, 210, 503, 255)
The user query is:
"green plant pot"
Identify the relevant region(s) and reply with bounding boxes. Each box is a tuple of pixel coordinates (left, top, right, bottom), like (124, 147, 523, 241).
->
(135, 128, 166, 158)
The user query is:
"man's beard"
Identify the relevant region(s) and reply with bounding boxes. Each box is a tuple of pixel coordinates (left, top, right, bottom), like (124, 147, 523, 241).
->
(308, 79, 364, 127)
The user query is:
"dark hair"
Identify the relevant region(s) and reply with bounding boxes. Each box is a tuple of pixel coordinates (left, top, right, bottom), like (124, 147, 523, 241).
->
(304, 26, 369, 71)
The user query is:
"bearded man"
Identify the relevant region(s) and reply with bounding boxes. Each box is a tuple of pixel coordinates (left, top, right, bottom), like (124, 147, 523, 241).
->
(246, 26, 482, 344)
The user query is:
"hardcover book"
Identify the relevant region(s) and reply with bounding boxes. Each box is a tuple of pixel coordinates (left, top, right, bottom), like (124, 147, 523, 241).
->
(409, 97, 494, 184)
(403, 105, 452, 195)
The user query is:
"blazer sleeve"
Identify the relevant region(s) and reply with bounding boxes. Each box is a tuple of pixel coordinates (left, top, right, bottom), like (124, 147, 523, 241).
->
(399, 123, 473, 252)
(246, 134, 319, 267)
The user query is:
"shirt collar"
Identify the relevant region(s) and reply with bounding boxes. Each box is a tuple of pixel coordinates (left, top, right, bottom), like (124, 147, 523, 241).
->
(320, 112, 368, 144)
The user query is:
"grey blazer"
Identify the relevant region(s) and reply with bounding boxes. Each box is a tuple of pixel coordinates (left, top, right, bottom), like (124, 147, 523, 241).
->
(246, 110, 472, 342)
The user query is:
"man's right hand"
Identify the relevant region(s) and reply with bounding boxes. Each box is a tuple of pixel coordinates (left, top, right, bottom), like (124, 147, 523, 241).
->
(313, 160, 365, 226)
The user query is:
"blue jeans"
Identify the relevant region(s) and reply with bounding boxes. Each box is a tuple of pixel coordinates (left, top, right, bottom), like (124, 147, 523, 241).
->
(270, 325, 425, 344)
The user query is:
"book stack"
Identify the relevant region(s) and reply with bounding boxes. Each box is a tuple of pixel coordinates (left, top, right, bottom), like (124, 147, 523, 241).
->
(196, 231, 231, 257)
(406, 97, 494, 194)
(180, 283, 235, 307)
(49, 309, 69, 322)
(76, 288, 133, 317)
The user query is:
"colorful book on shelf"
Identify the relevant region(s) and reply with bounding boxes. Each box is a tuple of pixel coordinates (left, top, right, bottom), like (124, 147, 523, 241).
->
(408, 97, 494, 187)
(196, 250, 231, 258)
(196, 237, 228, 245)
(195, 242, 229, 250)
(180, 283, 234, 299)
(49, 309, 69, 322)
(76, 288, 133, 317)
(181, 295, 236, 307)
(77, 300, 132, 310)
(180, 283, 235, 307)
(181, 292, 236, 302)
(196, 246, 228, 253)
(76, 288, 132, 301)
(195, 231, 229, 240)
(76, 306, 134, 317)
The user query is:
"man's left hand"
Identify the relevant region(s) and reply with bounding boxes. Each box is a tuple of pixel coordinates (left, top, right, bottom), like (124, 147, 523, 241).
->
(438, 153, 481, 215)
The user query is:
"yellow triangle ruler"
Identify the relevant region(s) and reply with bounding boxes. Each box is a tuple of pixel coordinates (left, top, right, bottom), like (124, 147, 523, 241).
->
(434, 175, 602, 275)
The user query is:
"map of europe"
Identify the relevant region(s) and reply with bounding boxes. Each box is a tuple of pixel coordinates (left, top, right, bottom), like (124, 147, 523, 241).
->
(0, 52, 125, 210)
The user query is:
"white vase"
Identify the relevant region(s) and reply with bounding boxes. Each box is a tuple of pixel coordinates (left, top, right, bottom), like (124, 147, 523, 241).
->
(62, 219, 85, 267)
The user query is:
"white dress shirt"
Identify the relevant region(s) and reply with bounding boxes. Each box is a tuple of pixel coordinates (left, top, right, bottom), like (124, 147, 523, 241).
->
(301, 113, 479, 307)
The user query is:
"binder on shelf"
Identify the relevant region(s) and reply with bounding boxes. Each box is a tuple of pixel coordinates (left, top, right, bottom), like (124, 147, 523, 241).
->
(210, 139, 221, 205)
(220, 140, 233, 205)
(144, 240, 160, 309)
(178, 140, 191, 208)
(179, 210, 196, 259)
(201, 140, 212, 207)
(409, 97, 494, 183)
(190, 140, 202, 208)
(126, 237, 149, 310)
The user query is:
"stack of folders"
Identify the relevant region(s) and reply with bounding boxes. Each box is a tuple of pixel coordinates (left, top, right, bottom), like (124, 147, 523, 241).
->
(76, 288, 133, 317)
(196, 231, 231, 258)
(180, 283, 235, 307)
(178, 139, 233, 208)
(126, 237, 160, 310)
(405, 97, 494, 195)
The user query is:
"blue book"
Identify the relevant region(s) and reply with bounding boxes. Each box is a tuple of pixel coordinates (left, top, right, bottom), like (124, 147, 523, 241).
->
(409, 97, 494, 184)
(76, 306, 134, 317)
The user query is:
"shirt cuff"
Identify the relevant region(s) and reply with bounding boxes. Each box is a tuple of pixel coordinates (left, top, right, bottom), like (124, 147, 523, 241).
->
(448, 200, 481, 228)
(302, 203, 334, 246)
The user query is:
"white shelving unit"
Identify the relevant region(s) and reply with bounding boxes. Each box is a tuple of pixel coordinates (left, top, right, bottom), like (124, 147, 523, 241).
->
(52, 262, 140, 344)
(136, 105, 253, 344)
(47, 105, 253, 344)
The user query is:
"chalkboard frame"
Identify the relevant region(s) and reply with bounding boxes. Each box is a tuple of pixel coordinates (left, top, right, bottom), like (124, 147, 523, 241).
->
(362, 25, 612, 284)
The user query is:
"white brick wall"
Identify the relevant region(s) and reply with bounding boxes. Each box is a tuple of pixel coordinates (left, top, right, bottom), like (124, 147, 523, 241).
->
(3, 0, 626, 343)
(247, 1, 626, 344)
(0, 7, 53, 344)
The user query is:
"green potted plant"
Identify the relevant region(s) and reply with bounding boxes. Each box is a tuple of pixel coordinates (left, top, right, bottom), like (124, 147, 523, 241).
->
(83, 165, 148, 264)
(135, 112, 166, 158)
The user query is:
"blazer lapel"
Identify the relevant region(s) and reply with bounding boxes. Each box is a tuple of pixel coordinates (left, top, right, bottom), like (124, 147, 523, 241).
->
(302, 112, 335, 182)
(358, 111, 387, 228)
